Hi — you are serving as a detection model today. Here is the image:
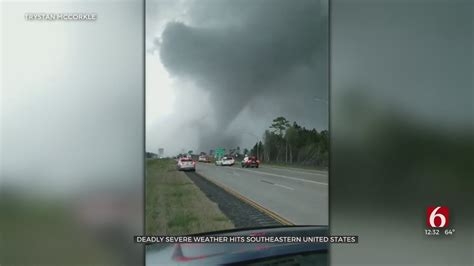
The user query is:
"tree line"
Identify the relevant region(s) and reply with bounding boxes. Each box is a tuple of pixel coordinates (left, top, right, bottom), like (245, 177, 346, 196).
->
(249, 117, 328, 167)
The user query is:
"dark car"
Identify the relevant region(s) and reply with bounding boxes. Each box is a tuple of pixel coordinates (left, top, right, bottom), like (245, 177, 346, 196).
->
(241, 156, 259, 168)
(146, 226, 328, 265)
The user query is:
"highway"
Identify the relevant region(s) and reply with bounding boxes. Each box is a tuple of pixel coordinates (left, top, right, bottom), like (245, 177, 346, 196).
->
(195, 162, 328, 226)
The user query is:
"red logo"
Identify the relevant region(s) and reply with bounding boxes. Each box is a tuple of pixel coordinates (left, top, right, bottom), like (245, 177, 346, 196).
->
(426, 206, 449, 228)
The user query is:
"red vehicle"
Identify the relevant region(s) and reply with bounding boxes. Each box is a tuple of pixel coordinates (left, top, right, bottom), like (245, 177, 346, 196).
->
(241, 156, 259, 168)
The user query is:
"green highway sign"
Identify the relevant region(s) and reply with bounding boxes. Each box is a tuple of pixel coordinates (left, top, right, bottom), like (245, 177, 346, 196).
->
(215, 147, 225, 158)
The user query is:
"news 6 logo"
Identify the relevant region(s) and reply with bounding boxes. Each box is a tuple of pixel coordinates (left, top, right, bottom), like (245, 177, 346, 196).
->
(426, 206, 449, 228)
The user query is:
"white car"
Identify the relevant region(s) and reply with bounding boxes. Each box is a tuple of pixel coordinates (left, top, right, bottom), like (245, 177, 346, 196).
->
(198, 155, 210, 163)
(176, 157, 196, 171)
(216, 156, 235, 166)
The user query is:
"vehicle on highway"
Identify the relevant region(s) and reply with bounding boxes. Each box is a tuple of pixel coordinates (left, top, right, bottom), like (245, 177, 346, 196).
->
(241, 156, 259, 168)
(176, 157, 196, 171)
(146, 225, 328, 265)
(198, 155, 211, 163)
(215, 156, 235, 166)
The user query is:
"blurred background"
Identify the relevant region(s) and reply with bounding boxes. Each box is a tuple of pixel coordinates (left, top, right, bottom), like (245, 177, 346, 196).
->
(330, 0, 473, 265)
(1, 1, 144, 265)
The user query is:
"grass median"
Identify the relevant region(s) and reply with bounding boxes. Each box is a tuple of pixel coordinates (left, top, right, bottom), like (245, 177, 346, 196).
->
(146, 159, 234, 235)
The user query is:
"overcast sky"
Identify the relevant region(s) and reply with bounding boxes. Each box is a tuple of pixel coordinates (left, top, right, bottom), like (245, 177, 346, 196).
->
(1, 1, 143, 195)
(146, 0, 329, 156)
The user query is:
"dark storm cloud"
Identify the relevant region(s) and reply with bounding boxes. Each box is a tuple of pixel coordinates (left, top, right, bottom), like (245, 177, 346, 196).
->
(158, 0, 327, 151)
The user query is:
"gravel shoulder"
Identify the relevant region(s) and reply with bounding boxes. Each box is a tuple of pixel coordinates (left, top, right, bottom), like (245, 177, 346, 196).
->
(185, 171, 283, 228)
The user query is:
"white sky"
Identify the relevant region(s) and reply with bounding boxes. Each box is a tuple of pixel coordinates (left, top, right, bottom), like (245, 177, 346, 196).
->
(146, 0, 213, 156)
(1, 1, 143, 194)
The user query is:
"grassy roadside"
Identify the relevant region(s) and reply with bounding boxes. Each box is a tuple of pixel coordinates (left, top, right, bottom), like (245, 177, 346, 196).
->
(146, 159, 234, 235)
(262, 162, 328, 171)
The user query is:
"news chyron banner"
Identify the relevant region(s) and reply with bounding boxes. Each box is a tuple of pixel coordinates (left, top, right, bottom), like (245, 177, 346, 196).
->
(135, 235, 358, 244)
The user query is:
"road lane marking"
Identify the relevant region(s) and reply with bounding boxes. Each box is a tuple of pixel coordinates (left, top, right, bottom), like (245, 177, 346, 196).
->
(233, 167, 328, 186)
(274, 183, 295, 190)
(260, 179, 295, 191)
(262, 166, 328, 176)
(200, 163, 327, 177)
(199, 163, 327, 185)
(260, 179, 274, 185)
(193, 172, 295, 225)
(199, 163, 327, 176)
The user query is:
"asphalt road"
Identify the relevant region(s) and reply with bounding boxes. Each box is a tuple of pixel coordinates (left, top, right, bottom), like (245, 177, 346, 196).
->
(195, 162, 328, 225)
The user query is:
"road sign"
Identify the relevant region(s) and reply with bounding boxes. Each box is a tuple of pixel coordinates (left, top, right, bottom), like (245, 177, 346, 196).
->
(215, 148, 225, 158)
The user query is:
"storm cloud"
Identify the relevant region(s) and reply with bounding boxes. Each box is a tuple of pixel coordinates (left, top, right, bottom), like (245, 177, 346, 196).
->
(149, 0, 328, 154)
